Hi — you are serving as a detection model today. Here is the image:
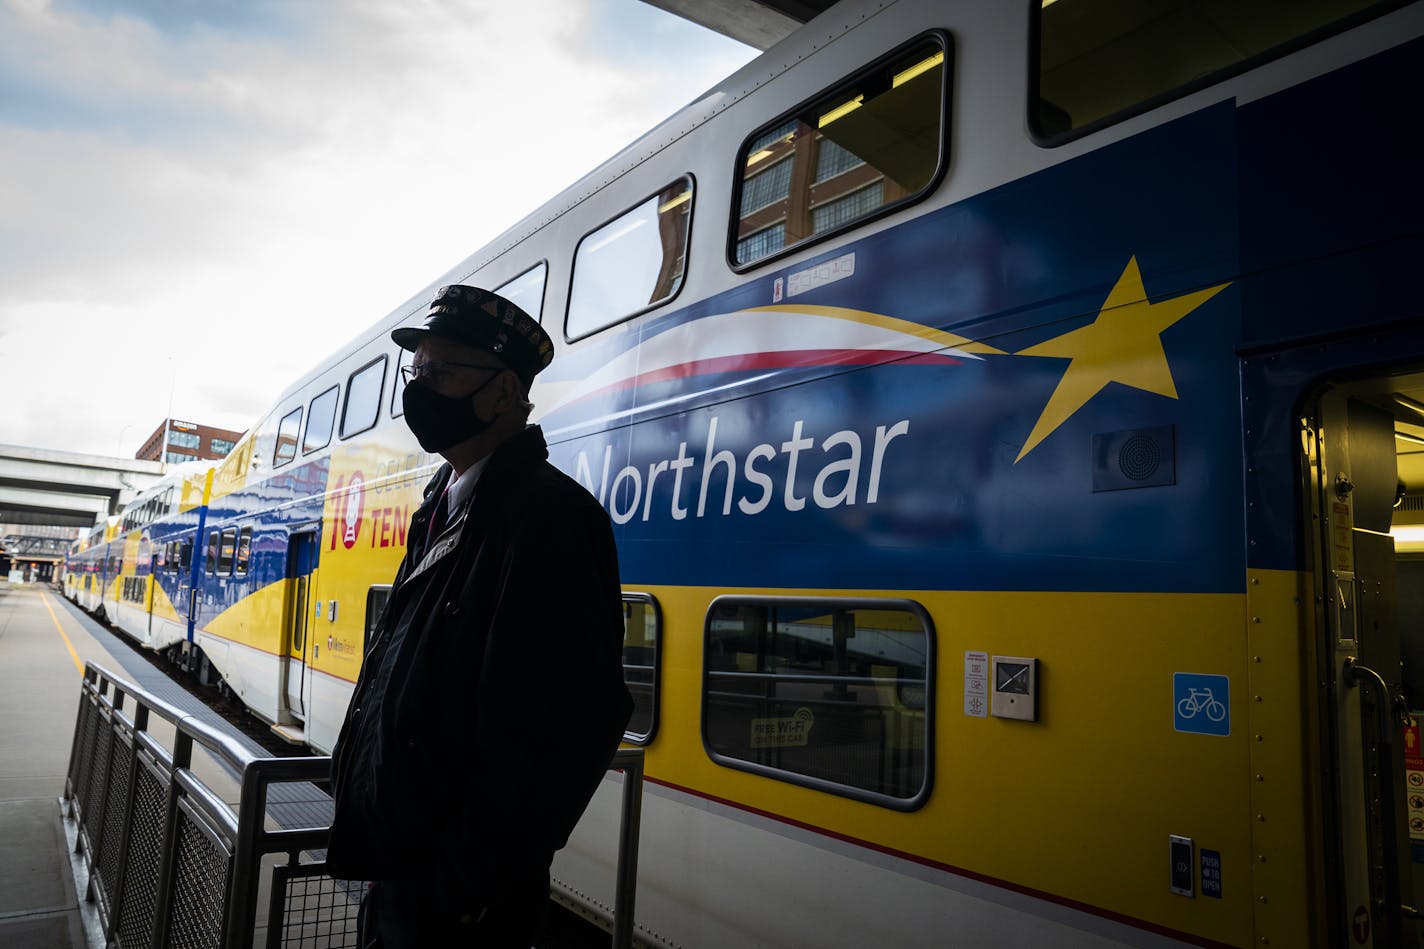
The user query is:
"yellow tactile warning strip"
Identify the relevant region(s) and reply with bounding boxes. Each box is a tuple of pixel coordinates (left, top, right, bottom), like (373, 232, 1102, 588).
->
(38, 591, 84, 677)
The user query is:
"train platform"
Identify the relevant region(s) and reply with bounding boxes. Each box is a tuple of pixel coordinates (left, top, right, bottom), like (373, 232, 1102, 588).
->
(0, 581, 334, 949)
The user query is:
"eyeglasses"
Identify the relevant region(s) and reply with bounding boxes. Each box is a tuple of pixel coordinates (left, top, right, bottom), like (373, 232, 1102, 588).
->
(400, 360, 503, 386)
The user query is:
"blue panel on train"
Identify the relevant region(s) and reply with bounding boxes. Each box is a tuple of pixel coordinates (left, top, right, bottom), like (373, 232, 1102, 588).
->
(552, 104, 1246, 595)
(1173, 673, 1230, 738)
(1237, 36, 1424, 350)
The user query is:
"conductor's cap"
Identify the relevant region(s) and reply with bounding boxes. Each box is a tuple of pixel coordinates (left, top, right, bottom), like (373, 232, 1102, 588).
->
(391, 285, 554, 386)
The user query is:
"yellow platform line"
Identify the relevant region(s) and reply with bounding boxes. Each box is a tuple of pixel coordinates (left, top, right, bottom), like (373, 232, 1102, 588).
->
(40, 592, 85, 677)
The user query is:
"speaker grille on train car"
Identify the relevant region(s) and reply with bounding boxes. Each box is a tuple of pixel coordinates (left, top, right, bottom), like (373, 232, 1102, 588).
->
(1092, 425, 1176, 491)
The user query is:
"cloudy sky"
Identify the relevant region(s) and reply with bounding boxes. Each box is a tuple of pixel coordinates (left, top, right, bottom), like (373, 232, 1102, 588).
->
(0, 0, 756, 458)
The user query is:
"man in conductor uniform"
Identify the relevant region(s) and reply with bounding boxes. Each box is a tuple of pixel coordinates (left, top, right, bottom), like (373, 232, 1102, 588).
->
(326, 285, 633, 947)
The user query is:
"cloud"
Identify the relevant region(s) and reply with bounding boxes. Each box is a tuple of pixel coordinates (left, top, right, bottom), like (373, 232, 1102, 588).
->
(0, 0, 755, 458)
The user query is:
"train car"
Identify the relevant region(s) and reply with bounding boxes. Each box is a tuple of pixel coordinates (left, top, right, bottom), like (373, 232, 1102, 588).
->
(151, 0, 1424, 944)
(66, 525, 99, 608)
(71, 517, 122, 615)
(105, 463, 214, 652)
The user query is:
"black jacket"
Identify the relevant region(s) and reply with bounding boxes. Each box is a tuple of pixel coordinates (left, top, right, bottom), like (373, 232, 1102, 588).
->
(326, 425, 633, 906)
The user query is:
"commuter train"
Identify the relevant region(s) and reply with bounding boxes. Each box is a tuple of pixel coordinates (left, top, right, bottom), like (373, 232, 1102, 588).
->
(64, 0, 1424, 944)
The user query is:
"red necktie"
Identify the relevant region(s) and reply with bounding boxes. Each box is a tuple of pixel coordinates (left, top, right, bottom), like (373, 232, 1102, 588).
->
(426, 487, 451, 546)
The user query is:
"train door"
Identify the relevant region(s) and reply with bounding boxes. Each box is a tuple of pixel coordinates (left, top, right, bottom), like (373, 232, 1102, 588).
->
(146, 553, 158, 634)
(282, 531, 317, 725)
(176, 536, 195, 638)
(1308, 376, 1424, 947)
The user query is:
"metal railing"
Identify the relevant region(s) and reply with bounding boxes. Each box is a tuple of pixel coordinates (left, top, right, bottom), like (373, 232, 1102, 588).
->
(62, 661, 646, 948)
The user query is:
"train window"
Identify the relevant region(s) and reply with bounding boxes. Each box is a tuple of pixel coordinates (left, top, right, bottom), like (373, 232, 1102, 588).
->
(495, 262, 548, 323)
(180, 539, 193, 572)
(391, 348, 413, 418)
(234, 527, 252, 577)
(205, 532, 219, 575)
(341, 356, 387, 439)
(274, 407, 302, 467)
(218, 528, 236, 575)
(731, 35, 948, 269)
(703, 597, 933, 809)
(622, 593, 661, 743)
(365, 585, 392, 654)
(304, 386, 339, 454)
(1033, 0, 1390, 141)
(566, 177, 693, 340)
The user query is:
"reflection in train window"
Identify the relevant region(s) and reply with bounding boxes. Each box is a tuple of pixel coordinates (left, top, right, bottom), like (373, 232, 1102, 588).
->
(274, 407, 302, 467)
(732, 35, 947, 267)
(622, 593, 661, 743)
(234, 527, 252, 577)
(365, 585, 392, 655)
(495, 262, 548, 323)
(304, 386, 339, 454)
(566, 177, 693, 340)
(703, 597, 933, 809)
(205, 532, 219, 575)
(341, 356, 387, 439)
(1033, 0, 1387, 140)
(218, 528, 236, 575)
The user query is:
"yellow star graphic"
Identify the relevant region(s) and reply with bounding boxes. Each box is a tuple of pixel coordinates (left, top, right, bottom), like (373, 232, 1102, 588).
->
(1014, 256, 1230, 463)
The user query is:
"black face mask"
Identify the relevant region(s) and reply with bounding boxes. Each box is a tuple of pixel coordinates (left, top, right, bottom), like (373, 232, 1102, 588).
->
(401, 374, 500, 453)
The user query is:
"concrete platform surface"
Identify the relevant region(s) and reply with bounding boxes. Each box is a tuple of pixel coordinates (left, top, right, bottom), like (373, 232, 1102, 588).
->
(0, 582, 125, 948)
(0, 582, 334, 948)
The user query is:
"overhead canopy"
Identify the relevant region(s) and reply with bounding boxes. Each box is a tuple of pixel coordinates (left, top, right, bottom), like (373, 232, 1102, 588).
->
(639, 0, 841, 49)
(0, 445, 163, 529)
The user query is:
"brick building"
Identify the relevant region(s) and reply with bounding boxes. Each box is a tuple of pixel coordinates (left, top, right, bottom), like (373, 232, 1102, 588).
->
(135, 419, 245, 465)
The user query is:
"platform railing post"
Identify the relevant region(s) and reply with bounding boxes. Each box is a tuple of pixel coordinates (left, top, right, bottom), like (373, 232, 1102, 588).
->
(611, 749, 644, 949)
(224, 759, 269, 949)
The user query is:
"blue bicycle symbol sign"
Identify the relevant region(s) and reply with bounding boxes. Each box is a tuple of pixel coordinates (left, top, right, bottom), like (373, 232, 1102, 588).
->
(1177, 687, 1226, 723)
(1174, 673, 1230, 736)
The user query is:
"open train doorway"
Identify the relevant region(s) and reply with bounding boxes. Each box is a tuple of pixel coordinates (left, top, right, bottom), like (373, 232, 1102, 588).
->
(1306, 370, 1424, 948)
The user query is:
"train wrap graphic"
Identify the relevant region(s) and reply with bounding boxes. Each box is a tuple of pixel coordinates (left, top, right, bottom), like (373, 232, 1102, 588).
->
(64, 4, 1424, 946)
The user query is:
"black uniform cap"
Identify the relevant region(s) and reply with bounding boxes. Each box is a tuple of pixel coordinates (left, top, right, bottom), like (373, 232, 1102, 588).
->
(391, 285, 554, 386)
